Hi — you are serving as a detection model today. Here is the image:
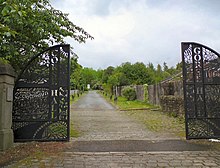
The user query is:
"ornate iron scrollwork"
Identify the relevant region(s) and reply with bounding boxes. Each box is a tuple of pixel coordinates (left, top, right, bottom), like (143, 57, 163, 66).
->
(182, 42, 220, 139)
(12, 44, 70, 142)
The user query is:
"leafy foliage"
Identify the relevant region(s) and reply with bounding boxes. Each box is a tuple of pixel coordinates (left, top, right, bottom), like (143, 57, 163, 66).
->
(101, 61, 181, 90)
(70, 60, 182, 94)
(102, 66, 115, 83)
(122, 86, 136, 101)
(70, 59, 103, 90)
(0, 0, 93, 71)
(70, 57, 83, 90)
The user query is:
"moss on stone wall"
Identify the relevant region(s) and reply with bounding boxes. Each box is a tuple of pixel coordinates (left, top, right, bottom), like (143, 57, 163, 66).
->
(160, 95, 184, 117)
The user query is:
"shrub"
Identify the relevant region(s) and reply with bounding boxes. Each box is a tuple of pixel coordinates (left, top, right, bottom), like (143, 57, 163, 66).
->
(122, 86, 136, 101)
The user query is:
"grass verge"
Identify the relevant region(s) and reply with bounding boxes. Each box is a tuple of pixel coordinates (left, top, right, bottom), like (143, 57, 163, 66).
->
(101, 93, 157, 110)
(100, 92, 185, 138)
(116, 97, 156, 110)
(126, 110, 185, 138)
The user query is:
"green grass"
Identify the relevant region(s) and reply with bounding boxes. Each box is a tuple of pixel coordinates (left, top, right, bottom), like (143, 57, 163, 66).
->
(101, 93, 157, 110)
(115, 97, 156, 110)
(126, 110, 186, 138)
(70, 121, 80, 138)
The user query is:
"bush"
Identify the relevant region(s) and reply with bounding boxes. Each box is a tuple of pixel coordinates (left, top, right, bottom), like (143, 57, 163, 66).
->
(122, 86, 136, 101)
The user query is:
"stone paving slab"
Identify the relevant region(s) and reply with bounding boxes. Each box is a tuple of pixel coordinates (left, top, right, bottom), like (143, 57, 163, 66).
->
(5, 151, 220, 168)
(71, 92, 179, 141)
(71, 109, 168, 141)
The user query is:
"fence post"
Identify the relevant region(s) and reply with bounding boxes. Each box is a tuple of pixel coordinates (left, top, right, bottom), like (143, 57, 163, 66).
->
(0, 63, 15, 151)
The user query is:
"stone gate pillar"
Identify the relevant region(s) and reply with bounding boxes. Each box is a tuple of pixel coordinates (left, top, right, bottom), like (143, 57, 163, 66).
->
(0, 63, 15, 151)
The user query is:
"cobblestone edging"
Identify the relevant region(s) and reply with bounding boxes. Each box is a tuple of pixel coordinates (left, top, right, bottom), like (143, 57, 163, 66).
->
(6, 151, 220, 168)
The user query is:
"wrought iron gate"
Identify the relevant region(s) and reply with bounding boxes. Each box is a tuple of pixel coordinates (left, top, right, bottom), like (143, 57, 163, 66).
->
(12, 44, 70, 142)
(182, 42, 220, 139)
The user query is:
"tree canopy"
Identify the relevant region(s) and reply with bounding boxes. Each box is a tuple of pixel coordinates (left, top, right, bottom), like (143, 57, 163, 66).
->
(0, 0, 93, 71)
(70, 60, 182, 93)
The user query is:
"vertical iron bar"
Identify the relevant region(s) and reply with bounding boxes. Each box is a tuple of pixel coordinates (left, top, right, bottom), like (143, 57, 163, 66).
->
(200, 47, 207, 117)
(57, 47, 61, 121)
(181, 42, 189, 139)
(49, 50, 52, 120)
(67, 44, 71, 141)
(192, 44, 198, 118)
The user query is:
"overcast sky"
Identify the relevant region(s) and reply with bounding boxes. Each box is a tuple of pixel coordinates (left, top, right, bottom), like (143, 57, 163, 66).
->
(51, 0, 220, 70)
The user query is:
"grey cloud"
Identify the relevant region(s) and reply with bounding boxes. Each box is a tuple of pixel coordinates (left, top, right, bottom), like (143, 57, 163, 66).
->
(52, 0, 220, 69)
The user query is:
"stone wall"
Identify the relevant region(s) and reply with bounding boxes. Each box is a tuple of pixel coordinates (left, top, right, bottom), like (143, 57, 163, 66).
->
(148, 80, 184, 116)
(148, 80, 183, 105)
(114, 80, 184, 116)
(160, 96, 184, 116)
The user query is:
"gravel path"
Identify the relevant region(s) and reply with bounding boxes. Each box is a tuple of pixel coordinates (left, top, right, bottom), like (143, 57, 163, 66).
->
(71, 91, 178, 141)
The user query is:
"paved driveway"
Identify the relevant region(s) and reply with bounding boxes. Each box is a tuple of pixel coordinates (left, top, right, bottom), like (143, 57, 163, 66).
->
(6, 91, 220, 167)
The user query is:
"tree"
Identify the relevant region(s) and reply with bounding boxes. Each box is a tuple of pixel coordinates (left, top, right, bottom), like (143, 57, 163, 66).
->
(104, 62, 154, 86)
(70, 57, 83, 90)
(117, 72, 129, 86)
(102, 66, 114, 83)
(70, 60, 183, 93)
(176, 62, 182, 71)
(132, 62, 150, 84)
(0, 0, 93, 71)
(156, 64, 162, 74)
(107, 74, 118, 94)
(119, 62, 133, 85)
(81, 67, 98, 88)
(163, 62, 169, 72)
